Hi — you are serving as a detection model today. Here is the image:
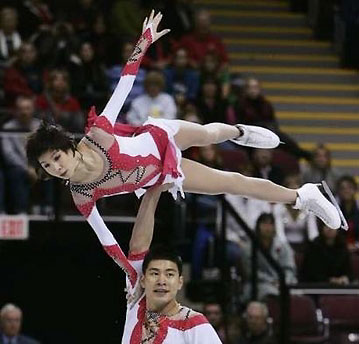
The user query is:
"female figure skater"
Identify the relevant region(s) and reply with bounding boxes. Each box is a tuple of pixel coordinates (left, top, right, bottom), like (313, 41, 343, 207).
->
(27, 11, 343, 251)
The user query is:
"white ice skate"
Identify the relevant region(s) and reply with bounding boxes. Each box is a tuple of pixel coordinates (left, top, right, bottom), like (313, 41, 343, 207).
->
(294, 182, 347, 230)
(231, 124, 280, 149)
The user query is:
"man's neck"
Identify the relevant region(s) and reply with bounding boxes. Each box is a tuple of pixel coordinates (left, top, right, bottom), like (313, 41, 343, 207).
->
(146, 299, 179, 316)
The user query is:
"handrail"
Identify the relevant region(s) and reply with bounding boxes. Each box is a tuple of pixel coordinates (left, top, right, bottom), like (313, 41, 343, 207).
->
(220, 195, 290, 344)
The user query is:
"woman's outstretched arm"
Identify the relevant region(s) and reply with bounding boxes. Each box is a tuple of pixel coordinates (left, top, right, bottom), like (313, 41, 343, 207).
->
(100, 10, 170, 125)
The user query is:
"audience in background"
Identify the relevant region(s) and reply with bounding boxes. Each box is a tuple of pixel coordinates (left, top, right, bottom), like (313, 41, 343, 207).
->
(0, 303, 40, 344)
(200, 51, 231, 99)
(69, 41, 109, 111)
(251, 148, 284, 185)
(179, 9, 228, 69)
(203, 303, 227, 343)
(126, 70, 177, 125)
(4, 42, 44, 107)
(301, 144, 340, 190)
(196, 77, 227, 123)
(273, 173, 318, 251)
(36, 69, 84, 132)
(17, 0, 53, 40)
(162, 0, 194, 39)
(302, 223, 352, 285)
(235, 78, 311, 160)
(1, 96, 40, 214)
(241, 213, 297, 301)
(107, 41, 147, 116)
(164, 48, 199, 102)
(0, 7, 22, 66)
(237, 301, 275, 344)
(336, 175, 359, 251)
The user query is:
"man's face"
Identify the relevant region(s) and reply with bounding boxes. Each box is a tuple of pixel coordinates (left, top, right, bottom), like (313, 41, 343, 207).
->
(16, 98, 34, 121)
(204, 304, 222, 328)
(246, 304, 267, 336)
(20, 44, 37, 65)
(141, 260, 183, 310)
(1, 310, 22, 337)
(174, 49, 188, 68)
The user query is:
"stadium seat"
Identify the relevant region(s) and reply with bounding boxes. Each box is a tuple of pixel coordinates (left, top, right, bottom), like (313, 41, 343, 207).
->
(267, 295, 329, 344)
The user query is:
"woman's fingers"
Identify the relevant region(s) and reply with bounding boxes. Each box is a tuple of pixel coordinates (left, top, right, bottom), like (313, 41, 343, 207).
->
(142, 17, 148, 33)
(157, 28, 171, 39)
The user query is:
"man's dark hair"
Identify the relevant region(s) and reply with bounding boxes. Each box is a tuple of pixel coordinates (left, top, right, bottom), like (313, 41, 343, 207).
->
(142, 245, 183, 276)
(26, 122, 77, 178)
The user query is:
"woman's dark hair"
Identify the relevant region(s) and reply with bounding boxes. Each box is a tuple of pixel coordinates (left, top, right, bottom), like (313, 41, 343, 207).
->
(26, 122, 77, 178)
(142, 245, 183, 276)
(255, 213, 275, 235)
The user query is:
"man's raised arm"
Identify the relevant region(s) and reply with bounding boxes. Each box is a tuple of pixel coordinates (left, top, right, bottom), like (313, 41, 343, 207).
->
(129, 184, 170, 255)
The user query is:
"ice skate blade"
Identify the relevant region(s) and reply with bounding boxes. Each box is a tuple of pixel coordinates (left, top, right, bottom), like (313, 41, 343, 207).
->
(322, 180, 349, 231)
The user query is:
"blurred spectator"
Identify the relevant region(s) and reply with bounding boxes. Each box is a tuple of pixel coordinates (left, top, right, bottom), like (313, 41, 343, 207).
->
(336, 175, 359, 250)
(162, 0, 194, 39)
(200, 51, 231, 99)
(4, 42, 44, 107)
(0, 8, 22, 66)
(178, 9, 228, 69)
(68, 0, 100, 36)
(33, 21, 79, 68)
(106, 41, 146, 115)
(1, 96, 40, 214)
(0, 303, 40, 344)
(235, 78, 311, 160)
(203, 303, 226, 343)
(0, 159, 4, 214)
(36, 69, 84, 132)
(126, 70, 176, 125)
(237, 302, 275, 344)
(225, 164, 272, 266)
(191, 145, 222, 276)
(164, 48, 199, 101)
(301, 144, 340, 190)
(196, 77, 227, 124)
(251, 148, 284, 185)
(111, 0, 144, 39)
(273, 173, 318, 251)
(69, 41, 109, 110)
(142, 33, 173, 71)
(82, 14, 119, 67)
(241, 213, 297, 301)
(17, 0, 53, 40)
(302, 223, 352, 285)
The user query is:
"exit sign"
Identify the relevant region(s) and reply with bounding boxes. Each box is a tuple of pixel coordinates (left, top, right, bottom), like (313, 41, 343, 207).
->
(0, 215, 29, 240)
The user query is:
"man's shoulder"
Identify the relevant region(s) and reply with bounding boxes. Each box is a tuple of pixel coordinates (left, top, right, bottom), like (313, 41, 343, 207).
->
(18, 334, 41, 344)
(176, 306, 208, 326)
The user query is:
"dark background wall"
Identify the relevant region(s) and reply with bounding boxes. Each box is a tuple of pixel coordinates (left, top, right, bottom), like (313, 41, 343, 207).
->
(0, 221, 132, 344)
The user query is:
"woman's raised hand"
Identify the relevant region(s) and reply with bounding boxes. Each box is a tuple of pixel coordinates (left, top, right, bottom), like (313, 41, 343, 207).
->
(142, 10, 170, 43)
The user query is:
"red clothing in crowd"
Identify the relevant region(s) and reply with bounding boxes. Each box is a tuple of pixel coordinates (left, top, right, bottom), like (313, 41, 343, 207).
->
(36, 94, 81, 114)
(4, 67, 36, 105)
(178, 32, 228, 67)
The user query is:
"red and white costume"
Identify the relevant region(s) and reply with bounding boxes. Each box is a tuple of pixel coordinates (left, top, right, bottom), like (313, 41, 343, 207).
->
(121, 251, 222, 344)
(69, 25, 185, 266)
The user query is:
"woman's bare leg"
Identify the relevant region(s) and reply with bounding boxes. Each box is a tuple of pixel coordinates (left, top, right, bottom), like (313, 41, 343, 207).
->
(173, 120, 239, 150)
(181, 158, 297, 203)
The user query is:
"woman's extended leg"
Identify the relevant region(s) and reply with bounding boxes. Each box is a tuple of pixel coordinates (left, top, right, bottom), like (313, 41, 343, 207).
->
(181, 158, 296, 203)
(174, 120, 240, 150)
(180, 158, 341, 229)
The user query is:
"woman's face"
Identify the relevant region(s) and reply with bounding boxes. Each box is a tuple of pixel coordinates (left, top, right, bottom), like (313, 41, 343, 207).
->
(39, 149, 77, 179)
